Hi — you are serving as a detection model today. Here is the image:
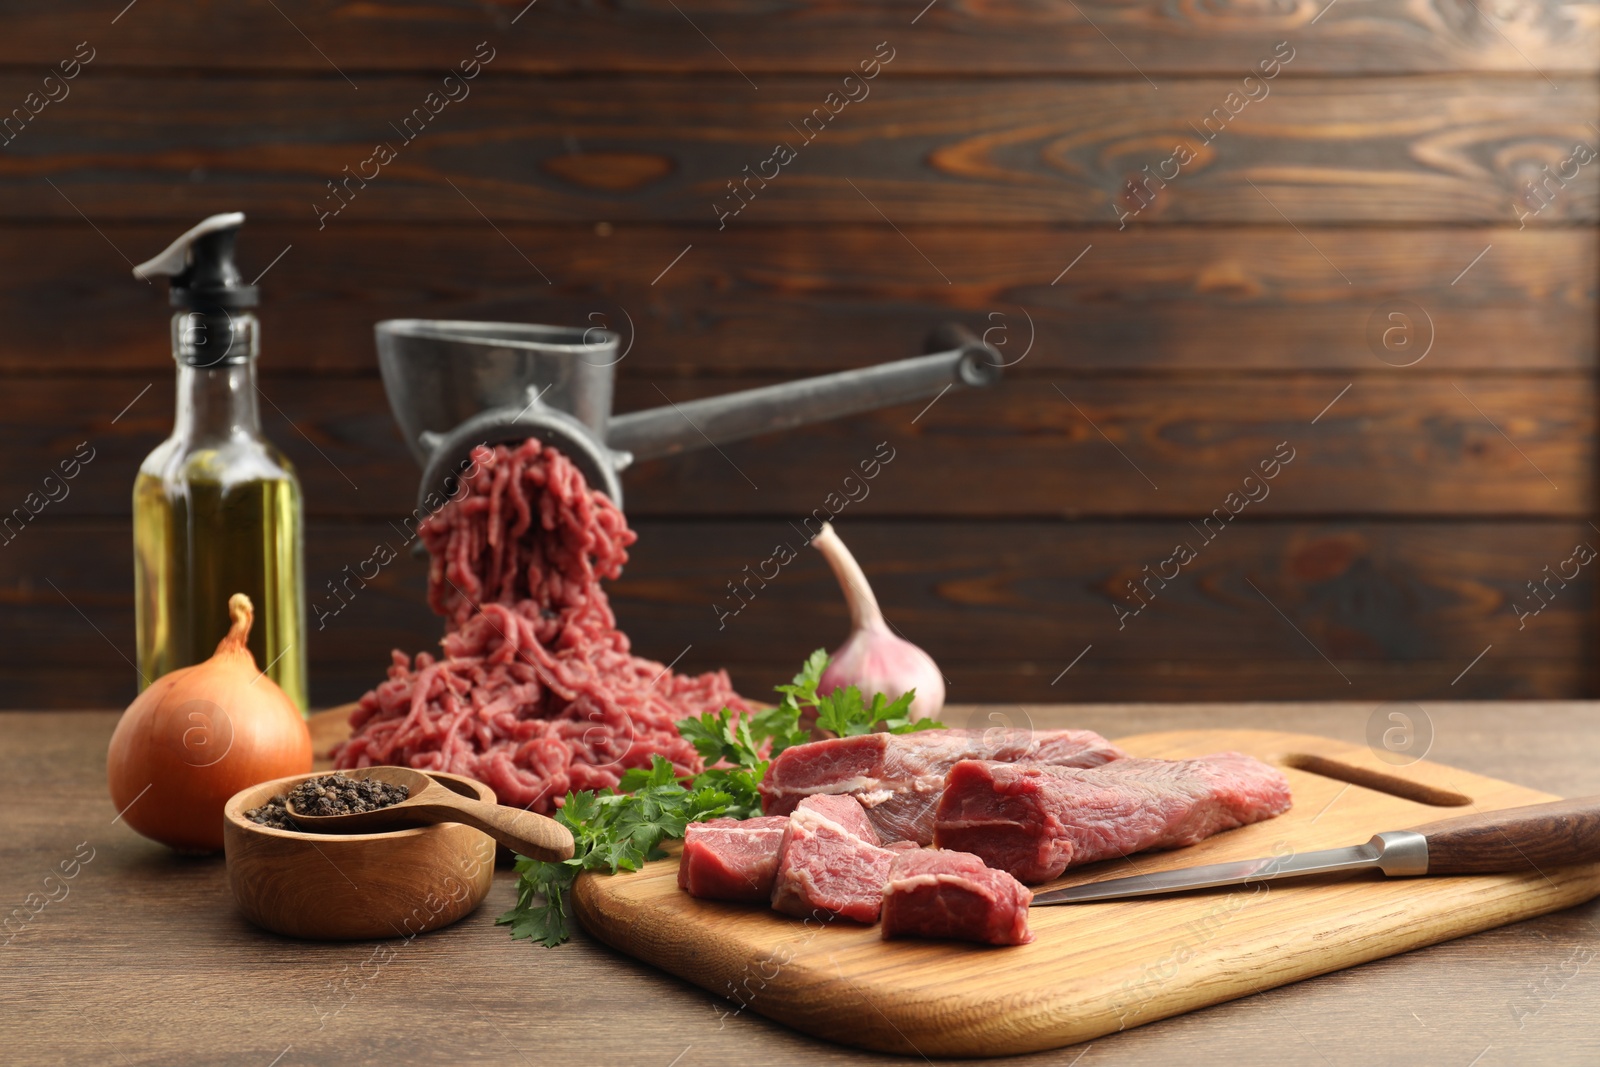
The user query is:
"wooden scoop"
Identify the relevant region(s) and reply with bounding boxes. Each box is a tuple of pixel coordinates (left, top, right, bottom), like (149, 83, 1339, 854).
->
(286, 766, 574, 861)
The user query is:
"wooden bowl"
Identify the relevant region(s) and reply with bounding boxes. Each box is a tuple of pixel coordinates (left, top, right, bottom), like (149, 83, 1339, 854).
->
(223, 769, 498, 940)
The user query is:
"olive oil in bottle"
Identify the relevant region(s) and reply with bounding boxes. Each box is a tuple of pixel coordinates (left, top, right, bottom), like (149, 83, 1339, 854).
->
(130, 214, 308, 713)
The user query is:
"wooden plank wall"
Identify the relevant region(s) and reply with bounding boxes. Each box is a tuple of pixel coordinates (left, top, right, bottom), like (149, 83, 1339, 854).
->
(0, 0, 1595, 709)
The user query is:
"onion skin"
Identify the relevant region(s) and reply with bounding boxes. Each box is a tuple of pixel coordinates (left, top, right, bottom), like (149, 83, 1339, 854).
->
(107, 594, 312, 852)
(812, 523, 946, 721)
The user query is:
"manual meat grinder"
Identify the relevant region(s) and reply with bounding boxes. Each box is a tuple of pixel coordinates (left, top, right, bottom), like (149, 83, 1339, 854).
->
(376, 320, 1002, 510)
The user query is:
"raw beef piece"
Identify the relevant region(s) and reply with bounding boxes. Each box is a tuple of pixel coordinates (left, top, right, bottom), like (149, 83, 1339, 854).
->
(934, 752, 1293, 884)
(790, 792, 882, 844)
(881, 849, 1034, 946)
(760, 728, 1128, 845)
(677, 816, 791, 902)
(770, 794, 896, 922)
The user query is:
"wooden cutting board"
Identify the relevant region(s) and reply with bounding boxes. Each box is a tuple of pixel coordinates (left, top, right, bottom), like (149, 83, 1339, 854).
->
(570, 729, 1600, 1057)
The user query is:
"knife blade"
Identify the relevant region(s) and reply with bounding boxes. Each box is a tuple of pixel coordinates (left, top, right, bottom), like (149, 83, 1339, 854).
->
(1031, 831, 1425, 904)
(1032, 793, 1600, 906)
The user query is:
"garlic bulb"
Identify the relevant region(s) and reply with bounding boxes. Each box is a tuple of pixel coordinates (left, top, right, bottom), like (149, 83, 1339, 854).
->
(811, 523, 945, 720)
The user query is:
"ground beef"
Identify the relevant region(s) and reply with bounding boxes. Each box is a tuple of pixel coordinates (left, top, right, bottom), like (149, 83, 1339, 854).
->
(332, 439, 751, 812)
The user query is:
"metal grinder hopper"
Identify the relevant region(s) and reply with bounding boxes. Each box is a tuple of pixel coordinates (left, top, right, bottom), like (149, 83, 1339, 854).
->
(376, 319, 1002, 511)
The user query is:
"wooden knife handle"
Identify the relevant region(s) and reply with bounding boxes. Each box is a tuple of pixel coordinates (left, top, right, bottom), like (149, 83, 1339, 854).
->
(1406, 796, 1600, 875)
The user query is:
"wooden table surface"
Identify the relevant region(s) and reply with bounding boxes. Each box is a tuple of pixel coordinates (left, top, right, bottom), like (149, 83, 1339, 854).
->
(4, 703, 1598, 1067)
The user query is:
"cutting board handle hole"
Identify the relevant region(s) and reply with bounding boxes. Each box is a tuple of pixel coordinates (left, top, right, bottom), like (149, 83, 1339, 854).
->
(1281, 754, 1472, 807)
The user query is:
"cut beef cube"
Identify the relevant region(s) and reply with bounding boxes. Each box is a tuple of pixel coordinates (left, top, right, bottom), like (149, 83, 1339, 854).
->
(770, 794, 895, 922)
(794, 792, 881, 844)
(934, 752, 1293, 884)
(677, 816, 791, 902)
(881, 849, 1034, 946)
(760, 728, 1127, 845)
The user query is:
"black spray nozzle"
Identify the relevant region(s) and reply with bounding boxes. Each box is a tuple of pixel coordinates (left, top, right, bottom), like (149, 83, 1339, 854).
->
(133, 212, 259, 311)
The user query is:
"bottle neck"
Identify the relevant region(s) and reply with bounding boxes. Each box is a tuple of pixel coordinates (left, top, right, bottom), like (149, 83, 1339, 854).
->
(171, 312, 262, 441)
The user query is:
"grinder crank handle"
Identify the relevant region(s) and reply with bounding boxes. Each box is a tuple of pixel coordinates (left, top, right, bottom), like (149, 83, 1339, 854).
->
(604, 322, 1002, 463)
(1400, 795, 1600, 875)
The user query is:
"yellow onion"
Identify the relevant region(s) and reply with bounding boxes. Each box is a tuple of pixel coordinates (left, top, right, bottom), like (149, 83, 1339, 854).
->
(812, 523, 945, 721)
(107, 593, 311, 852)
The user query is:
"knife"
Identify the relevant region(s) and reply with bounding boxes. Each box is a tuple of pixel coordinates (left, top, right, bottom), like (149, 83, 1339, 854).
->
(1032, 795, 1600, 905)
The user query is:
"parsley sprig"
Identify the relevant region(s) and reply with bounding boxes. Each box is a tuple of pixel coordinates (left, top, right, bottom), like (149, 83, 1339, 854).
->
(497, 649, 941, 947)
(498, 757, 731, 946)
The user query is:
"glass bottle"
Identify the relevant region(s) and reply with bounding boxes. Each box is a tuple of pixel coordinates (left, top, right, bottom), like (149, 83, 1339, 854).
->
(131, 215, 308, 713)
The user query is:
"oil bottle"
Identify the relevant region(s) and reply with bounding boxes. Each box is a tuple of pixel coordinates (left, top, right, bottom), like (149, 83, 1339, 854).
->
(131, 213, 308, 713)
